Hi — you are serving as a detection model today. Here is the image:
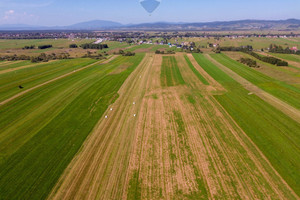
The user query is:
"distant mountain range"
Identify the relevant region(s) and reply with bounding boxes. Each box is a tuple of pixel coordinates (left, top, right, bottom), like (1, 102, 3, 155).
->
(0, 19, 300, 31)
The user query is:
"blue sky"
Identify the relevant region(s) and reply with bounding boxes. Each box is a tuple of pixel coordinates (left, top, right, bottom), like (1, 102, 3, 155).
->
(0, 0, 299, 26)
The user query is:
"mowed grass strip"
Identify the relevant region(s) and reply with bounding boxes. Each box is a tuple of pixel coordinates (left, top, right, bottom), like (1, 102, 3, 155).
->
(184, 54, 209, 85)
(161, 56, 185, 87)
(193, 53, 300, 196)
(0, 54, 144, 200)
(0, 58, 97, 102)
(269, 53, 300, 63)
(211, 53, 300, 109)
(0, 61, 32, 71)
(0, 56, 127, 159)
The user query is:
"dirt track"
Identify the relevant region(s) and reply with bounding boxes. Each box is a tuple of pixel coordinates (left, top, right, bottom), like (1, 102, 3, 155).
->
(0, 56, 117, 106)
(48, 53, 298, 199)
(206, 54, 300, 124)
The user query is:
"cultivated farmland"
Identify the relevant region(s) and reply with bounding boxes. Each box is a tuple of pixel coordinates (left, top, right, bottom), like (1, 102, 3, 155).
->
(0, 41, 299, 200)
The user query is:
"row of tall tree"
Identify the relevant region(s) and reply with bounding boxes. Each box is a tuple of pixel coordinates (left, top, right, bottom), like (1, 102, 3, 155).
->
(269, 44, 300, 54)
(155, 50, 175, 54)
(0, 53, 70, 63)
(246, 51, 288, 66)
(218, 45, 253, 52)
(22, 45, 35, 49)
(80, 43, 108, 49)
(113, 50, 135, 56)
(38, 45, 53, 49)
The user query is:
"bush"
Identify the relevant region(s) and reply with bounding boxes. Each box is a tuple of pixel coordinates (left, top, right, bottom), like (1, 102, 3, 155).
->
(239, 58, 259, 68)
(22, 45, 35, 50)
(69, 44, 78, 48)
(38, 45, 53, 49)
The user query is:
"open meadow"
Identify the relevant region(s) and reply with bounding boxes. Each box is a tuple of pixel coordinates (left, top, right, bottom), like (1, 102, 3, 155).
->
(0, 38, 299, 200)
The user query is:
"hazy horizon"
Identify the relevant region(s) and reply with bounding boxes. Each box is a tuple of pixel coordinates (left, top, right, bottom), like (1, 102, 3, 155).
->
(0, 0, 300, 26)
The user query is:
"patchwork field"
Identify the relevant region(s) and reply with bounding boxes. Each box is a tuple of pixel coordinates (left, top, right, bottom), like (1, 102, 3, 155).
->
(0, 50, 299, 199)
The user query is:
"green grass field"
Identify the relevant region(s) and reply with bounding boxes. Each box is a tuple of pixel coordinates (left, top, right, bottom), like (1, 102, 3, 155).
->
(0, 37, 299, 199)
(0, 39, 93, 49)
(211, 53, 300, 109)
(161, 56, 185, 87)
(0, 54, 144, 200)
(184, 54, 209, 85)
(99, 41, 130, 53)
(0, 58, 98, 102)
(268, 53, 300, 63)
(0, 60, 32, 71)
(193, 53, 300, 196)
(125, 44, 152, 52)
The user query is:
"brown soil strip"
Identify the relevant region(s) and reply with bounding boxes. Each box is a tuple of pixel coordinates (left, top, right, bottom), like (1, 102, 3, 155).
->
(0, 56, 117, 106)
(206, 54, 300, 124)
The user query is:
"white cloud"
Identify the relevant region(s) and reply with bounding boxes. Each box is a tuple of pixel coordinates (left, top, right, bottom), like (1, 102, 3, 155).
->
(6, 10, 15, 14)
(1, 10, 39, 24)
(0, 0, 53, 8)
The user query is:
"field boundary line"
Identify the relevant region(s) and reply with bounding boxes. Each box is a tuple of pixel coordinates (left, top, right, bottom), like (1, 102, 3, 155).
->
(0, 56, 118, 106)
(206, 54, 300, 123)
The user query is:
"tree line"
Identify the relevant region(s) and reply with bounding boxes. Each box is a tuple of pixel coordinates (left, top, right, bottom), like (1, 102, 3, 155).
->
(0, 53, 70, 63)
(80, 43, 108, 50)
(218, 45, 253, 52)
(23, 45, 35, 49)
(38, 45, 53, 49)
(155, 50, 175, 54)
(269, 44, 300, 55)
(113, 50, 135, 56)
(218, 45, 288, 66)
(245, 51, 288, 66)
